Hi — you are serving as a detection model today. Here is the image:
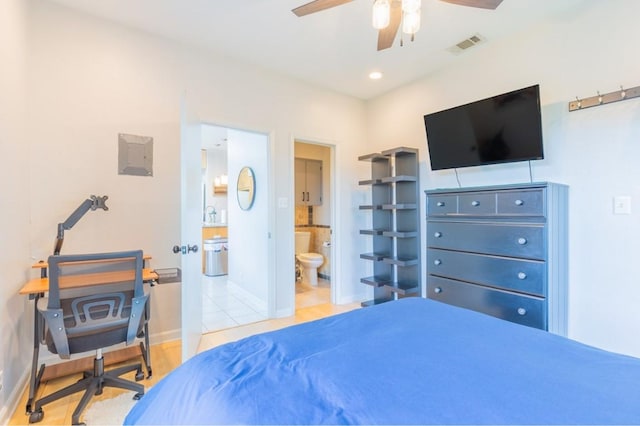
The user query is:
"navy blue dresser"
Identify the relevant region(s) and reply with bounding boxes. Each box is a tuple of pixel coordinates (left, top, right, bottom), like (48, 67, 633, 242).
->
(425, 182, 568, 336)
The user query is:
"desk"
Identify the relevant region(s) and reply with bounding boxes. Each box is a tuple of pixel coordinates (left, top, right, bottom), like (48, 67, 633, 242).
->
(21, 258, 159, 414)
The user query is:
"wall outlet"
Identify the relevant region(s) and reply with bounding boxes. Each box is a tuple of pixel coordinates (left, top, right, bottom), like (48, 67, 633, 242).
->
(614, 196, 632, 214)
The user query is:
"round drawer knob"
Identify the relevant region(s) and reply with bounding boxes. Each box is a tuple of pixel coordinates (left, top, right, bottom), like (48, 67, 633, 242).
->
(434, 259, 442, 266)
(436, 201, 445, 207)
(517, 308, 527, 316)
(517, 272, 527, 280)
(434, 287, 442, 294)
(434, 232, 442, 238)
(517, 237, 527, 245)
(515, 199, 524, 206)
(471, 200, 480, 206)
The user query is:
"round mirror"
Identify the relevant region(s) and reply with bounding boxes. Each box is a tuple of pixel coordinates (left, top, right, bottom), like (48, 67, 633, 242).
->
(237, 166, 256, 210)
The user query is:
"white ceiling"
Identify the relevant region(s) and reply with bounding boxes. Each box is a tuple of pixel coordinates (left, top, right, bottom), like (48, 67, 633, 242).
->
(46, 0, 589, 100)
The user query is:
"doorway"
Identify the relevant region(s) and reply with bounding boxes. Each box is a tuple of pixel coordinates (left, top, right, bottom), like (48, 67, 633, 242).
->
(294, 140, 334, 309)
(199, 124, 269, 333)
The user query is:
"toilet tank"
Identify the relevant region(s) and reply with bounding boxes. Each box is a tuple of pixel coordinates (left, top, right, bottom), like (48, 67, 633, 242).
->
(295, 231, 310, 254)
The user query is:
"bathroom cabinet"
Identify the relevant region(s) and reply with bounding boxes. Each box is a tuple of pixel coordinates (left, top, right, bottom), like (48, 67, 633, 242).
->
(295, 158, 323, 206)
(358, 147, 421, 306)
(425, 182, 568, 335)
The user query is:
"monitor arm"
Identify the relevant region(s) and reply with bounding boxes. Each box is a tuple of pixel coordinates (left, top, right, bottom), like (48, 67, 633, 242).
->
(54, 195, 109, 255)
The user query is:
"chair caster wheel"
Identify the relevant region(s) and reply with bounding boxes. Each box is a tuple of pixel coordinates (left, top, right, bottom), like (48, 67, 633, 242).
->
(133, 392, 143, 400)
(72, 422, 86, 426)
(29, 408, 44, 423)
(135, 371, 144, 381)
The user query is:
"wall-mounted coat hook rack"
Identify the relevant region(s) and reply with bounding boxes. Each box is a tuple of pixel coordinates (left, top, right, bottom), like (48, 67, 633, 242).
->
(569, 84, 640, 111)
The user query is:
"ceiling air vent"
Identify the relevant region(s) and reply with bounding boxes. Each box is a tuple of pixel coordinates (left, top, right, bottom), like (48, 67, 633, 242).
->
(447, 33, 485, 54)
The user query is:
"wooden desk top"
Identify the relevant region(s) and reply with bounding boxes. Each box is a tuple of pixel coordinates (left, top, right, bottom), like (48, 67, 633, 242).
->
(18, 268, 158, 294)
(31, 254, 153, 269)
(20, 268, 159, 295)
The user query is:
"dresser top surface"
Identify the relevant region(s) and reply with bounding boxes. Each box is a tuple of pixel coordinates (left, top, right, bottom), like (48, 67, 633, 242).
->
(425, 181, 567, 195)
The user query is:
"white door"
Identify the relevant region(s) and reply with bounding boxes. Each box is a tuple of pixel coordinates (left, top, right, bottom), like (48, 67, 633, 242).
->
(180, 97, 202, 361)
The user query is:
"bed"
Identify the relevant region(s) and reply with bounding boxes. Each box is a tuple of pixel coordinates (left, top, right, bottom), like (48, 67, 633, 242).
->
(125, 298, 640, 425)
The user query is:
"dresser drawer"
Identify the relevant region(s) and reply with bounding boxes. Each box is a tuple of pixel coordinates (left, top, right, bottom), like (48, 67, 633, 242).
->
(427, 194, 457, 216)
(427, 248, 545, 296)
(497, 189, 544, 216)
(458, 192, 496, 215)
(427, 221, 546, 260)
(427, 276, 546, 330)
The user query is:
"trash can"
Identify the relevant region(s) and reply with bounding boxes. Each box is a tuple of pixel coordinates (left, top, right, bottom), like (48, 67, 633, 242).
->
(204, 238, 228, 277)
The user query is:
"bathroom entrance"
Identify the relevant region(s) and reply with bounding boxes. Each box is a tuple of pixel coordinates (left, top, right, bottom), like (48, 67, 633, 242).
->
(200, 124, 269, 333)
(294, 140, 334, 308)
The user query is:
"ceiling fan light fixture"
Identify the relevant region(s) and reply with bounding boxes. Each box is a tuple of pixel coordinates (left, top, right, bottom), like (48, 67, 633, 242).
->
(372, 0, 391, 30)
(401, 0, 421, 13)
(402, 9, 421, 35)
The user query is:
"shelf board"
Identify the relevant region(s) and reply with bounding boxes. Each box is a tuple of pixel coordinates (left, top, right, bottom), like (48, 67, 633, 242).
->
(358, 153, 389, 162)
(380, 175, 417, 183)
(360, 229, 386, 236)
(360, 252, 388, 261)
(360, 276, 392, 287)
(384, 281, 420, 295)
(358, 178, 383, 185)
(361, 298, 393, 307)
(382, 230, 418, 238)
(382, 203, 417, 210)
(381, 146, 418, 157)
(213, 184, 228, 194)
(383, 256, 419, 266)
(359, 205, 384, 210)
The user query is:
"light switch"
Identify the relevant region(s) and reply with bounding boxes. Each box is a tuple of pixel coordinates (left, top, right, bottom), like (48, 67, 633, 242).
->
(613, 196, 631, 214)
(278, 197, 288, 209)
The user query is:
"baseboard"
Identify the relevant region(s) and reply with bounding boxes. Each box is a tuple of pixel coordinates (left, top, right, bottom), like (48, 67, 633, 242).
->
(1, 362, 32, 426)
(275, 307, 295, 318)
(226, 280, 268, 316)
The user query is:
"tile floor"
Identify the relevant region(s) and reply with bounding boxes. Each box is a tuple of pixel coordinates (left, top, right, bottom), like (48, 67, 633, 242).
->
(201, 274, 331, 333)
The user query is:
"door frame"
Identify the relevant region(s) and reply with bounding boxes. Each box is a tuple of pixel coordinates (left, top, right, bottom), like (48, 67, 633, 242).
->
(195, 120, 276, 316)
(291, 136, 338, 305)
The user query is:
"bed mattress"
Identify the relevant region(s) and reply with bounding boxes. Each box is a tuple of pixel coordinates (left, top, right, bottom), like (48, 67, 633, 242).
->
(125, 297, 640, 424)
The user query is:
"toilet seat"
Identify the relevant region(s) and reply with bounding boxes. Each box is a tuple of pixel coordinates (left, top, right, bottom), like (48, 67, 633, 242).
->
(297, 253, 323, 262)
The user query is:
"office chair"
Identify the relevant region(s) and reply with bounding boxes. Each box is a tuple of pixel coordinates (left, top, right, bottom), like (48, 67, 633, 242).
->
(29, 250, 149, 426)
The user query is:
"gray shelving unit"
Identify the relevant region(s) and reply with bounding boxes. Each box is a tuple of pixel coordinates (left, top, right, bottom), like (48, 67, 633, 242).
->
(359, 147, 421, 306)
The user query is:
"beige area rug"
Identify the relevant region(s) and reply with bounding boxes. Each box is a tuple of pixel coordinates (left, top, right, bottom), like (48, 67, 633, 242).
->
(82, 392, 141, 425)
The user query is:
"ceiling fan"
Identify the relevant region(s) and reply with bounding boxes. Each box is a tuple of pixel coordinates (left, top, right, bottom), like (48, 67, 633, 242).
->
(292, 0, 503, 51)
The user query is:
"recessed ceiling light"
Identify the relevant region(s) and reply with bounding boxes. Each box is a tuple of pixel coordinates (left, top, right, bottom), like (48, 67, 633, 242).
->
(369, 71, 383, 80)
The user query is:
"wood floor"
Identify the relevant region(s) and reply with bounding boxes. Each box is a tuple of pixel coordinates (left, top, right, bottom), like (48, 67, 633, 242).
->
(8, 301, 359, 425)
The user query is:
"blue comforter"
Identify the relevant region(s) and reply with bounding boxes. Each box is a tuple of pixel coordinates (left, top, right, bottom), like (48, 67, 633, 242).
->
(125, 298, 640, 424)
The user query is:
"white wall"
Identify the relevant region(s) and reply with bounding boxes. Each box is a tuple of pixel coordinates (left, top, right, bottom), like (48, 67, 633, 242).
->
(204, 148, 228, 222)
(0, 0, 31, 420)
(227, 129, 269, 312)
(17, 0, 367, 375)
(366, 0, 640, 357)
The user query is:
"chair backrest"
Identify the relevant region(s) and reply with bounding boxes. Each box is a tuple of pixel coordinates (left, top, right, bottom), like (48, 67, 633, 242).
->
(39, 250, 148, 359)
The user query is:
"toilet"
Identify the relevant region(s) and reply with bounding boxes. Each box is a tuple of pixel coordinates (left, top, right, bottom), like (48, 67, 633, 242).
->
(295, 231, 324, 286)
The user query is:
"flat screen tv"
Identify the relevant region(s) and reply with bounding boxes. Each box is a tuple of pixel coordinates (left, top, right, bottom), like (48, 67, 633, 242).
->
(424, 85, 544, 171)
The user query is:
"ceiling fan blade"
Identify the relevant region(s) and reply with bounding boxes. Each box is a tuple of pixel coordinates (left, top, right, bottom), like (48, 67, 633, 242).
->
(439, 0, 503, 10)
(292, 0, 354, 17)
(377, 1, 402, 51)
